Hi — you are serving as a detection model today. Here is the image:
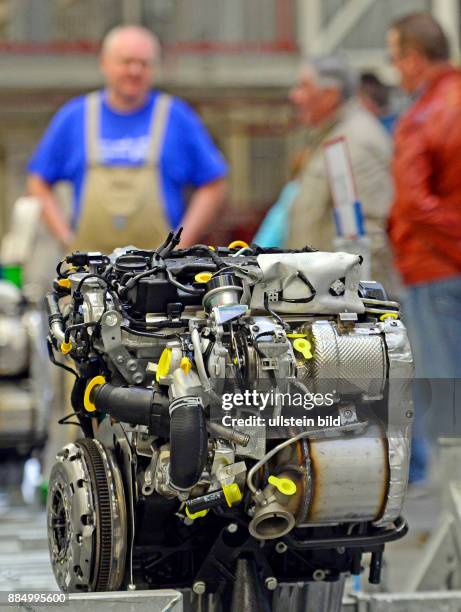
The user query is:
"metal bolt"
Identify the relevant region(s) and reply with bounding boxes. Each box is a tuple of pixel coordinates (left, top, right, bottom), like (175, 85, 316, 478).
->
(343, 410, 352, 418)
(228, 429, 250, 447)
(116, 355, 124, 364)
(252, 325, 260, 332)
(227, 523, 238, 533)
(275, 542, 287, 554)
(336, 546, 346, 554)
(193, 581, 206, 595)
(132, 373, 144, 385)
(127, 359, 137, 372)
(391, 321, 398, 327)
(265, 577, 278, 591)
(406, 410, 414, 419)
(104, 312, 118, 327)
(127, 583, 137, 591)
(313, 569, 326, 581)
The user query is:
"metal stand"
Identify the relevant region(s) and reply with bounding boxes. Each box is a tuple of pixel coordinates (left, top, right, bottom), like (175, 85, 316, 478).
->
(67, 591, 183, 612)
(343, 591, 461, 611)
(406, 438, 461, 592)
(273, 577, 346, 612)
(340, 438, 461, 611)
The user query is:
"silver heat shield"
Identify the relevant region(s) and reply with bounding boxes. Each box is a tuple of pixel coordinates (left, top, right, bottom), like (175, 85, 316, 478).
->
(300, 320, 387, 399)
(250, 252, 365, 314)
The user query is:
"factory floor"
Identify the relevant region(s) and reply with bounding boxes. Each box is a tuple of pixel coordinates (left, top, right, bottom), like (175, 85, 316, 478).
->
(0, 496, 55, 591)
(0, 465, 443, 600)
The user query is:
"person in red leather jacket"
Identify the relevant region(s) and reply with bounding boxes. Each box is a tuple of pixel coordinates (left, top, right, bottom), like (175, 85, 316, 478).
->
(388, 12, 461, 485)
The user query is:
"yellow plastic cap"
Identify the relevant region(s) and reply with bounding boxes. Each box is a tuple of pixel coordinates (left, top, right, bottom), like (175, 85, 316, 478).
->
(222, 483, 243, 507)
(60, 341, 72, 355)
(180, 356, 192, 375)
(57, 278, 71, 289)
(83, 375, 106, 413)
(380, 313, 399, 321)
(194, 272, 213, 284)
(185, 507, 209, 520)
(293, 338, 313, 360)
(228, 240, 249, 249)
(287, 333, 307, 339)
(268, 475, 297, 496)
(156, 347, 172, 382)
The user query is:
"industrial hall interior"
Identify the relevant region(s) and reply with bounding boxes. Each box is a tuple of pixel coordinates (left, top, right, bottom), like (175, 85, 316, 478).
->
(1, 1, 461, 611)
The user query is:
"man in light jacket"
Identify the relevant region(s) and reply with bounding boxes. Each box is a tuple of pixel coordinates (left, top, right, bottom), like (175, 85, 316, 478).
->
(286, 56, 400, 297)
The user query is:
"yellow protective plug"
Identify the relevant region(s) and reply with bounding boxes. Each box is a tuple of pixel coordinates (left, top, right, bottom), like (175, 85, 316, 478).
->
(180, 356, 192, 375)
(268, 475, 297, 496)
(194, 272, 213, 284)
(228, 240, 249, 249)
(222, 483, 242, 507)
(57, 278, 71, 289)
(60, 341, 73, 355)
(185, 507, 209, 520)
(287, 333, 307, 339)
(292, 338, 313, 359)
(380, 313, 399, 321)
(156, 347, 172, 382)
(83, 375, 106, 413)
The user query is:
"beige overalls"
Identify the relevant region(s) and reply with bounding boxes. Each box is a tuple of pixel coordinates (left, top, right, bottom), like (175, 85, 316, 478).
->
(70, 91, 172, 253)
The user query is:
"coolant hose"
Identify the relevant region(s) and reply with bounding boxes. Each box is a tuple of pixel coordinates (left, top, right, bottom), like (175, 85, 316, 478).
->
(90, 383, 170, 436)
(45, 292, 65, 344)
(90, 381, 208, 490)
(169, 396, 208, 491)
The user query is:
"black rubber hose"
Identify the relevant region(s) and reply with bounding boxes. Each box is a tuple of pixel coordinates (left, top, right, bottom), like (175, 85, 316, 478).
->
(369, 550, 384, 584)
(91, 384, 207, 489)
(91, 383, 170, 436)
(169, 397, 208, 490)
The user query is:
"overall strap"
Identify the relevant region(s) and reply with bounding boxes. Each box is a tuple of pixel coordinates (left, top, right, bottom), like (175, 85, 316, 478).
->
(85, 91, 102, 165)
(144, 93, 172, 165)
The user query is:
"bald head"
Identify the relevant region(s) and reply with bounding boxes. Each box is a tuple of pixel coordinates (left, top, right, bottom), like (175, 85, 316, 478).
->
(100, 25, 160, 111)
(101, 25, 160, 61)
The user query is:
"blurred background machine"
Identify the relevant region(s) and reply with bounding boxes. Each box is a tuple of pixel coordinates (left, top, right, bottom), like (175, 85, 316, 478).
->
(0, 278, 49, 453)
(0, 197, 52, 490)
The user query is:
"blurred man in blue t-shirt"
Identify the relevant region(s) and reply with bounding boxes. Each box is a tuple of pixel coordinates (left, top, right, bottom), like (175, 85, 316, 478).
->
(27, 25, 228, 252)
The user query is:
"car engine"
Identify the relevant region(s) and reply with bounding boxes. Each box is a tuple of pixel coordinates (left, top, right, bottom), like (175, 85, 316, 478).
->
(45, 231, 412, 603)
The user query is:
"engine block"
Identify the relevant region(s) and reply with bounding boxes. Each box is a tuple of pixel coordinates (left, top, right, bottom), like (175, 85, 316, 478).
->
(45, 234, 412, 597)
